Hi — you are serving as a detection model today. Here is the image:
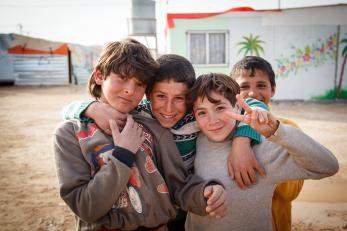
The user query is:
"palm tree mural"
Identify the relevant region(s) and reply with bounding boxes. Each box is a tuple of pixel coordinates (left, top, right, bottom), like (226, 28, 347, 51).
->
(237, 34, 265, 57)
(338, 33, 347, 97)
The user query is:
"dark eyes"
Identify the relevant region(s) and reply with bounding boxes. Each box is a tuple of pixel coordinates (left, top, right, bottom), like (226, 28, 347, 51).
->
(257, 84, 267, 89)
(196, 111, 206, 116)
(136, 82, 146, 88)
(216, 106, 226, 111)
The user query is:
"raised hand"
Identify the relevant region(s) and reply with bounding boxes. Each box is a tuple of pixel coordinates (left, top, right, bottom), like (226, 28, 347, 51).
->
(204, 185, 229, 219)
(226, 95, 279, 138)
(109, 115, 145, 154)
(85, 102, 127, 135)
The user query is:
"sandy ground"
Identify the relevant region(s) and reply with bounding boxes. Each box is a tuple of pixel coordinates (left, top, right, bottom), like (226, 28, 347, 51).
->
(0, 85, 346, 231)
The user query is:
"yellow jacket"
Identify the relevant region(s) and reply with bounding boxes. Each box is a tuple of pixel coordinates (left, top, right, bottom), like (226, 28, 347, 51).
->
(272, 117, 304, 231)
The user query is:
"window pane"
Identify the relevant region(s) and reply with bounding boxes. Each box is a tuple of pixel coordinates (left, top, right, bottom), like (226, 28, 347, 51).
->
(190, 34, 206, 64)
(209, 33, 225, 64)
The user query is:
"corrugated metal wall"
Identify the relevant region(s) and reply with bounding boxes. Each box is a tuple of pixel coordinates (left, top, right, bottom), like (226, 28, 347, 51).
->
(12, 54, 69, 85)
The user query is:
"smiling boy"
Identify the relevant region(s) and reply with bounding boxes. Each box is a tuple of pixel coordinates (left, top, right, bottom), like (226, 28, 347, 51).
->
(230, 56, 303, 231)
(185, 72, 338, 231)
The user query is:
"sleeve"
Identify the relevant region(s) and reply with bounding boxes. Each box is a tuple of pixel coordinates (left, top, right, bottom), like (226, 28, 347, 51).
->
(265, 123, 339, 183)
(153, 128, 221, 216)
(274, 117, 303, 201)
(53, 121, 132, 223)
(234, 98, 269, 145)
(61, 100, 95, 122)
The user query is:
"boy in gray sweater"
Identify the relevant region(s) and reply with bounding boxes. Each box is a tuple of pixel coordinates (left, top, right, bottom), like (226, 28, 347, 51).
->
(53, 39, 228, 231)
(185, 73, 339, 231)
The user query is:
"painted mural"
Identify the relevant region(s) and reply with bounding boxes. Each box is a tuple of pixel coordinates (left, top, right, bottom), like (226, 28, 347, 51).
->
(236, 34, 265, 56)
(275, 34, 337, 78)
(312, 33, 347, 100)
(337, 33, 347, 97)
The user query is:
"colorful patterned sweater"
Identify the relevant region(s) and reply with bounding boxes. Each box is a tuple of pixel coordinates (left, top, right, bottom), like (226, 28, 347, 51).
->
(53, 115, 219, 231)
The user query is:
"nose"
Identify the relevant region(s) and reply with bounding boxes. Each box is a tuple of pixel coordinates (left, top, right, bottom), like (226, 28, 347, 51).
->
(208, 112, 219, 124)
(124, 81, 135, 95)
(248, 90, 256, 98)
(164, 99, 174, 113)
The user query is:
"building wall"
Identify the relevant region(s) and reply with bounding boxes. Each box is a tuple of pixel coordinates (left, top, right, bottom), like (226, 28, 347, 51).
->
(167, 5, 347, 100)
(169, 17, 230, 76)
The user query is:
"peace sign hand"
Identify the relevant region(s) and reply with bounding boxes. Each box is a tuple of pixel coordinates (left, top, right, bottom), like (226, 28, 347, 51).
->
(225, 95, 279, 138)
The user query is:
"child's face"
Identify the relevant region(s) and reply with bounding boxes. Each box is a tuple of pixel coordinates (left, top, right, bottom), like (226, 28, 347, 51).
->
(149, 79, 188, 128)
(234, 69, 275, 105)
(96, 71, 146, 114)
(193, 91, 238, 142)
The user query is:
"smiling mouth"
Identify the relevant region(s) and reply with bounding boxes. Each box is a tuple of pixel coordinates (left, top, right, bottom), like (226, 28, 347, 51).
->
(208, 127, 223, 132)
(159, 113, 177, 120)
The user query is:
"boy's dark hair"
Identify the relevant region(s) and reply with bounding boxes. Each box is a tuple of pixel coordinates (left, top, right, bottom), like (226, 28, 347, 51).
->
(88, 38, 158, 99)
(187, 73, 240, 107)
(230, 56, 276, 88)
(146, 54, 195, 95)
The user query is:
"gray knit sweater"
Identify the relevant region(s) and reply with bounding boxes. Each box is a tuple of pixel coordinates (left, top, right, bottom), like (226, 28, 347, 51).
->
(185, 124, 339, 231)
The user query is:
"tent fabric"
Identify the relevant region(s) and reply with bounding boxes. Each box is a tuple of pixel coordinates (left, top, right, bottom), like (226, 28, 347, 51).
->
(2, 33, 68, 55)
(8, 44, 68, 55)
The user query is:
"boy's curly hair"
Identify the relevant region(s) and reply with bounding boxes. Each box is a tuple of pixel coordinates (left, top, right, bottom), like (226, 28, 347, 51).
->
(88, 38, 159, 99)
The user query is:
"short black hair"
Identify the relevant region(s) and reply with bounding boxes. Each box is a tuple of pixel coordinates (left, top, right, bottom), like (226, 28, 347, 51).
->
(230, 56, 276, 88)
(146, 54, 195, 95)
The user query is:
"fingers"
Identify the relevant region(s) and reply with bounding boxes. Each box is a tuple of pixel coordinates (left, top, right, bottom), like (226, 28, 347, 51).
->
(227, 161, 235, 179)
(205, 186, 228, 219)
(109, 119, 120, 142)
(258, 110, 269, 124)
(123, 114, 135, 131)
(253, 158, 266, 177)
(236, 94, 252, 114)
(234, 172, 246, 189)
(225, 110, 247, 123)
(203, 186, 213, 199)
(247, 168, 257, 185)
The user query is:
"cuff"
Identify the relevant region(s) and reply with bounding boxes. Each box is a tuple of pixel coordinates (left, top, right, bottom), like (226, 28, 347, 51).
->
(76, 100, 95, 122)
(234, 125, 262, 145)
(268, 122, 284, 142)
(112, 146, 135, 168)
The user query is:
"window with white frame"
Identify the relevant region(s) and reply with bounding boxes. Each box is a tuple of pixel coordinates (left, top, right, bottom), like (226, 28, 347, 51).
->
(188, 31, 228, 65)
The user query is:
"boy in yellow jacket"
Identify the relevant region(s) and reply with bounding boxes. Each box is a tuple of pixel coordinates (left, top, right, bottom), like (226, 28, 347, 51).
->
(230, 56, 304, 231)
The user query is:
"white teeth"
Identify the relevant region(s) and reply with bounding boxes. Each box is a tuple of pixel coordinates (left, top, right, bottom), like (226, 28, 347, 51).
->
(161, 114, 175, 119)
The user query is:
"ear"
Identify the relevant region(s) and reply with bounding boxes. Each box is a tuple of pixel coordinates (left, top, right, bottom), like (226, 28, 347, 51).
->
(94, 69, 105, 85)
(271, 86, 276, 97)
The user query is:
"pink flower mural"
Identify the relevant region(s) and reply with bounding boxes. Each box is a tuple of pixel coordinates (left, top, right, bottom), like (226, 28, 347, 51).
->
(276, 34, 337, 78)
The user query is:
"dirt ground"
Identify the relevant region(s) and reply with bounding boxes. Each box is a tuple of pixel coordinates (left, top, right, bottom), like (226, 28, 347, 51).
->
(0, 85, 346, 231)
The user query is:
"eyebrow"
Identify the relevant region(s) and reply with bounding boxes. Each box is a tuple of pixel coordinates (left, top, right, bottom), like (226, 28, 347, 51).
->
(154, 90, 186, 96)
(194, 101, 227, 110)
